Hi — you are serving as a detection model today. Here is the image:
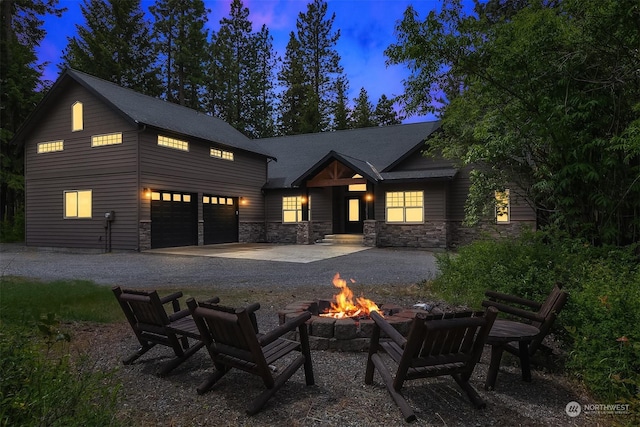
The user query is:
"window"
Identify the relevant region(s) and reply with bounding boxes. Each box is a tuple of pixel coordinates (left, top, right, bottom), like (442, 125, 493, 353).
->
(386, 191, 424, 223)
(91, 132, 122, 147)
(37, 140, 64, 153)
(64, 190, 92, 218)
(282, 196, 310, 223)
(495, 189, 510, 223)
(348, 174, 367, 192)
(72, 102, 83, 131)
(158, 135, 189, 151)
(210, 147, 234, 161)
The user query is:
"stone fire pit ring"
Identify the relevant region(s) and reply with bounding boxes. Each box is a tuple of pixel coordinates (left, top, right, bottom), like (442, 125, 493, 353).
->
(278, 300, 425, 352)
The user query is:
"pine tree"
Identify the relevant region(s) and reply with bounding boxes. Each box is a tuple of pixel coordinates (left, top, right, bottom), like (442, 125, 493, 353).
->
(1, 0, 64, 230)
(374, 94, 402, 126)
(351, 87, 375, 128)
(277, 32, 309, 135)
(150, 0, 209, 109)
(62, 0, 160, 96)
(294, 0, 343, 132)
(332, 75, 350, 130)
(207, 0, 276, 138)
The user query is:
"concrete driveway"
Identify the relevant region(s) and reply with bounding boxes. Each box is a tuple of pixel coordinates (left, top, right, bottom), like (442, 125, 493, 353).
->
(0, 243, 439, 289)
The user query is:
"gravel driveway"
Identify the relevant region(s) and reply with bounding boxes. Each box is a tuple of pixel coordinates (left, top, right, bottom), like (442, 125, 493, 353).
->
(0, 243, 439, 289)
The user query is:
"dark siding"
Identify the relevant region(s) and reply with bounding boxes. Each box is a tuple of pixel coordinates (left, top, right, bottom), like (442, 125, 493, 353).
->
(24, 84, 140, 250)
(139, 131, 267, 223)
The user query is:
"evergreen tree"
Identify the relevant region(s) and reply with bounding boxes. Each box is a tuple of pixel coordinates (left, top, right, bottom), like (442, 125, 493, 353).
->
(373, 94, 401, 126)
(351, 87, 375, 128)
(150, 0, 209, 109)
(332, 75, 350, 130)
(295, 0, 343, 132)
(62, 0, 160, 96)
(1, 0, 64, 231)
(207, 0, 276, 138)
(277, 32, 309, 135)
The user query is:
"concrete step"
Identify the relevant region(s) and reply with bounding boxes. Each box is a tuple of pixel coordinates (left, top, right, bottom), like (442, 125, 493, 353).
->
(321, 234, 364, 245)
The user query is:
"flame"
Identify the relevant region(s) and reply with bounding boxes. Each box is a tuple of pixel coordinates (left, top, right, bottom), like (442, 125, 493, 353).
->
(319, 273, 381, 319)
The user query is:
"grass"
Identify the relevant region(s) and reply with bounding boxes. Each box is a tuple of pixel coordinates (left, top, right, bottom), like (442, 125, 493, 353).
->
(0, 276, 125, 326)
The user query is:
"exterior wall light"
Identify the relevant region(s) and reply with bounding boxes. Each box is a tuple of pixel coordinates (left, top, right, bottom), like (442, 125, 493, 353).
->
(143, 188, 151, 198)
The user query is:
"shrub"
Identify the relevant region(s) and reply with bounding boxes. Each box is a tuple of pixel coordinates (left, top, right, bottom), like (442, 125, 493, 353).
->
(0, 317, 121, 427)
(428, 231, 639, 417)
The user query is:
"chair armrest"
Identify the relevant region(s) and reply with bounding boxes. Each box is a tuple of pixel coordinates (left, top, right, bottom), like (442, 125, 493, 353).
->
(259, 311, 311, 347)
(484, 290, 541, 310)
(161, 291, 184, 313)
(168, 308, 191, 322)
(203, 296, 220, 304)
(481, 300, 546, 323)
(370, 311, 407, 348)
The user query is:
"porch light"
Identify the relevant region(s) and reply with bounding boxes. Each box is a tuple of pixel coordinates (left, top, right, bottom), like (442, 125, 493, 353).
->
(142, 188, 151, 198)
(366, 194, 373, 202)
(240, 197, 247, 205)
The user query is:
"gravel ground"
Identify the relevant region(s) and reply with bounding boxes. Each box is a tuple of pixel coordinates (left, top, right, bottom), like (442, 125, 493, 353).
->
(1, 243, 610, 426)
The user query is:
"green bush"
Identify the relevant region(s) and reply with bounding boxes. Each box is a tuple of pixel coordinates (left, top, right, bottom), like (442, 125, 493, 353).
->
(0, 211, 24, 243)
(0, 318, 121, 427)
(428, 231, 639, 416)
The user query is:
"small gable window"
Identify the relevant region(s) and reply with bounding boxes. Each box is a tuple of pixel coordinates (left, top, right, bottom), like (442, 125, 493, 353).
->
(72, 102, 83, 131)
(158, 135, 189, 151)
(64, 190, 92, 218)
(210, 148, 234, 161)
(37, 140, 64, 153)
(386, 191, 424, 223)
(92, 132, 122, 147)
(495, 189, 510, 223)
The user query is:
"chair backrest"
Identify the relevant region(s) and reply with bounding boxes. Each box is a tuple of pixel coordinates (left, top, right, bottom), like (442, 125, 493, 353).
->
(113, 287, 170, 329)
(530, 284, 568, 353)
(187, 299, 269, 377)
(403, 309, 497, 372)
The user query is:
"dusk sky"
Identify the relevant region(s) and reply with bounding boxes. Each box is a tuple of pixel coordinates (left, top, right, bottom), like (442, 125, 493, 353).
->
(39, 0, 446, 123)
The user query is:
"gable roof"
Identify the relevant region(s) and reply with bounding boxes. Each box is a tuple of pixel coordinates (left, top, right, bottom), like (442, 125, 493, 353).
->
(13, 68, 274, 159)
(262, 121, 445, 188)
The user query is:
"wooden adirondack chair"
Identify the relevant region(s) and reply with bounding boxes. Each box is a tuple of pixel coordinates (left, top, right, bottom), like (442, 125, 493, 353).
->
(112, 286, 219, 376)
(186, 298, 315, 415)
(481, 284, 568, 388)
(365, 307, 498, 423)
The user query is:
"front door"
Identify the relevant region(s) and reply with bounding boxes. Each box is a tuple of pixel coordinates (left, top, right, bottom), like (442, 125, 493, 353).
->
(345, 196, 365, 233)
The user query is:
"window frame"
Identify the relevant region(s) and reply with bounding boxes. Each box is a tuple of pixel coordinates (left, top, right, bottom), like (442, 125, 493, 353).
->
(64, 190, 92, 219)
(158, 135, 189, 152)
(385, 191, 424, 224)
(37, 140, 64, 154)
(282, 196, 310, 223)
(210, 147, 234, 161)
(91, 132, 123, 147)
(495, 189, 511, 224)
(72, 101, 83, 132)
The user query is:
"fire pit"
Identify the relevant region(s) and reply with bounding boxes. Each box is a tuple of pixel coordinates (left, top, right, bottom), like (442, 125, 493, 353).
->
(277, 273, 425, 351)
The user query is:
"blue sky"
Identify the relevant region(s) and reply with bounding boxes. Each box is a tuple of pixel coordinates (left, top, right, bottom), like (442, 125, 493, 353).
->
(39, 0, 444, 122)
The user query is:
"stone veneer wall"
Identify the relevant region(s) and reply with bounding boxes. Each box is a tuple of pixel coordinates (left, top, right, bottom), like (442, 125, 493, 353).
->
(449, 220, 536, 248)
(375, 220, 448, 249)
(363, 220, 377, 247)
(239, 222, 266, 243)
(266, 222, 298, 243)
(311, 221, 332, 243)
(138, 220, 151, 251)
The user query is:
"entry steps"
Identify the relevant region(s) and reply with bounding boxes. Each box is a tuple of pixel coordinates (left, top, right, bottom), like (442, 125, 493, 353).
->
(320, 234, 364, 245)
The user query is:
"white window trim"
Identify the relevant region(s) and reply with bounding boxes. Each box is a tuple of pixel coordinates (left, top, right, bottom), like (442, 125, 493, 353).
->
(158, 135, 189, 152)
(72, 101, 83, 132)
(385, 191, 424, 224)
(282, 196, 310, 223)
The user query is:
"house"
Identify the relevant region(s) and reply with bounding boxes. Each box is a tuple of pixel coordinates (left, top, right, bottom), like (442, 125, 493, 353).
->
(13, 69, 536, 251)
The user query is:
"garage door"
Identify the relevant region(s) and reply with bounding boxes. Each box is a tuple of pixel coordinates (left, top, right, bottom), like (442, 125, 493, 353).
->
(203, 195, 238, 244)
(151, 191, 197, 248)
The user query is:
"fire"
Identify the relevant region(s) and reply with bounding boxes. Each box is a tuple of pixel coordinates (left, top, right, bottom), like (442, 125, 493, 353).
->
(319, 273, 381, 319)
